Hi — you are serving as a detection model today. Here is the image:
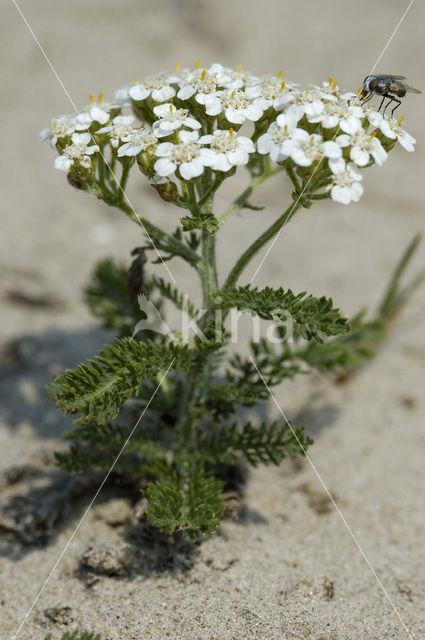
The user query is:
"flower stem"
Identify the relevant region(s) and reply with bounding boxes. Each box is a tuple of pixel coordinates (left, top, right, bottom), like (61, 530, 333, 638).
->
(118, 201, 199, 266)
(218, 165, 283, 224)
(224, 199, 302, 289)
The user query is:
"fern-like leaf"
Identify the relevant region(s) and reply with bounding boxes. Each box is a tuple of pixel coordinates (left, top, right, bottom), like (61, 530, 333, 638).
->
(144, 460, 223, 541)
(48, 339, 193, 424)
(152, 276, 197, 317)
(197, 420, 312, 467)
(216, 286, 349, 341)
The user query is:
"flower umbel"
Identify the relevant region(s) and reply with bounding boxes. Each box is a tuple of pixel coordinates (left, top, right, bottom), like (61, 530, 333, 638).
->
(43, 62, 416, 204)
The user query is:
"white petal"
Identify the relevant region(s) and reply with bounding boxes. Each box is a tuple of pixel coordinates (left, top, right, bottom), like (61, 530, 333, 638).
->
(243, 103, 265, 121)
(335, 134, 351, 148)
(323, 141, 342, 159)
(55, 155, 72, 171)
(214, 153, 232, 172)
(347, 163, 362, 180)
(118, 143, 141, 157)
(199, 148, 217, 165)
(350, 182, 364, 201)
(129, 85, 150, 101)
(90, 107, 109, 124)
(371, 144, 388, 166)
(177, 85, 196, 100)
(225, 107, 245, 124)
(85, 145, 99, 155)
(350, 147, 369, 166)
(328, 157, 345, 174)
(291, 149, 312, 167)
(152, 86, 175, 102)
(179, 159, 203, 180)
(154, 157, 177, 177)
(237, 137, 255, 152)
(72, 132, 91, 145)
(198, 135, 214, 144)
(228, 149, 248, 165)
(398, 133, 415, 151)
(153, 103, 174, 118)
(380, 120, 397, 139)
(257, 134, 272, 155)
(367, 110, 383, 127)
(184, 116, 202, 130)
(179, 130, 199, 144)
(331, 185, 351, 204)
(154, 142, 174, 157)
(321, 115, 339, 129)
(340, 116, 362, 135)
(286, 104, 305, 122)
(40, 128, 50, 142)
(75, 113, 92, 128)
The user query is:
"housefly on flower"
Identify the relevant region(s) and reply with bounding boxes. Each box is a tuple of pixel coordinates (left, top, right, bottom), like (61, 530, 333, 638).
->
(359, 74, 421, 115)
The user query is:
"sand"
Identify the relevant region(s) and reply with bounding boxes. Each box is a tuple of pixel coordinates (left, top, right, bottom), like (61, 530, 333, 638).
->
(1, 1, 424, 638)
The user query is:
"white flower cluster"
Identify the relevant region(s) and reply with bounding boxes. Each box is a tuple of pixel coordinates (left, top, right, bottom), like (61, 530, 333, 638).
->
(42, 65, 416, 205)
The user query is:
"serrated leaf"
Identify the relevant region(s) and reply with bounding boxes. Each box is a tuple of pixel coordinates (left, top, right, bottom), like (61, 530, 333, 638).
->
(197, 420, 312, 467)
(144, 460, 223, 541)
(215, 286, 349, 341)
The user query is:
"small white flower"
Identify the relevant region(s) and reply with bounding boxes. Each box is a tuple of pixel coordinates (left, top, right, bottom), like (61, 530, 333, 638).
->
(314, 77, 356, 102)
(308, 100, 365, 135)
(198, 128, 255, 171)
(40, 115, 77, 147)
(74, 97, 111, 129)
(329, 162, 363, 204)
(277, 86, 331, 121)
(337, 129, 388, 166)
(114, 86, 131, 106)
(54, 132, 99, 171)
(129, 73, 176, 103)
(201, 89, 268, 124)
(376, 115, 416, 152)
(245, 74, 292, 110)
(257, 113, 305, 162)
(284, 132, 343, 168)
(117, 128, 158, 157)
(154, 130, 215, 180)
(209, 63, 261, 90)
(177, 68, 220, 101)
(152, 103, 201, 138)
(97, 115, 135, 148)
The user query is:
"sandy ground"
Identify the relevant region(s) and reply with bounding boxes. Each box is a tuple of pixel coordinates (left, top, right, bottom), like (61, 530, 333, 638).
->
(1, 1, 425, 638)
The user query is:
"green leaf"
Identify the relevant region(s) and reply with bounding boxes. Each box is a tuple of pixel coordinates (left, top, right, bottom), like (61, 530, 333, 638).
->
(181, 212, 219, 235)
(152, 276, 197, 317)
(215, 286, 349, 341)
(48, 339, 193, 424)
(197, 420, 312, 467)
(144, 460, 223, 541)
(202, 382, 260, 420)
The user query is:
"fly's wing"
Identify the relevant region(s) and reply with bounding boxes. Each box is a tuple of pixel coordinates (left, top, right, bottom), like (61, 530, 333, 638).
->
(404, 84, 422, 94)
(384, 75, 421, 93)
(382, 74, 407, 80)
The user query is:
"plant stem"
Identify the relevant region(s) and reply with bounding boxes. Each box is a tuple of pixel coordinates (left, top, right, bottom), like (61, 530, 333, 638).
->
(175, 198, 219, 451)
(224, 199, 302, 289)
(218, 165, 283, 224)
(118, 201, 199, 266)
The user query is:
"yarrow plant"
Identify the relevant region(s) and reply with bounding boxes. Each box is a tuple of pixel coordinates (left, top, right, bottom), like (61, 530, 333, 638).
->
(43, 62, 422, 540)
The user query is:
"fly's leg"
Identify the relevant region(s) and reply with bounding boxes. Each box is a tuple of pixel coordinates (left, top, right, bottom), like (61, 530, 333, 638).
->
(377, 94, 387, 112)
(390, 97, 402, 115)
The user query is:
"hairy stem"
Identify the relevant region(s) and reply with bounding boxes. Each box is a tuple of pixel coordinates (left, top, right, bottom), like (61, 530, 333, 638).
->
(218, 165, 283, 224)
(118, 201, 199, 266)
(224, 199, 302, 289)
